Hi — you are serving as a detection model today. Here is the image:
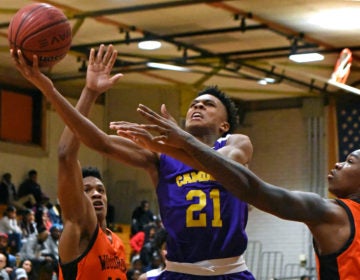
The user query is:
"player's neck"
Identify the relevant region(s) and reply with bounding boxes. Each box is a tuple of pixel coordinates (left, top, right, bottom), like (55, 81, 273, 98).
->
(194, 134, 220, 147)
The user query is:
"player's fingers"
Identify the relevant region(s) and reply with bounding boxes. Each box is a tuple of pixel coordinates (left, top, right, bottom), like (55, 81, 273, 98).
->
(160, 104, 177, 124)
(153, 135, 168, 142)
(109, 73, 124, 84)
(88, 48, 95, 65)
(116, 129, 151, 143)
(103, 44, 113, 65)
(138, 104, 161, 118)
(107, 49, 118, 69)
(32, 55, 39, 70)
(109, 121, 139, 128)
(96, 44, 105, 63)
(137, 106, 167, 127)
(16, 50, 27, 67)
(139, 124, 168, 136)
(9, 49, 19, 65)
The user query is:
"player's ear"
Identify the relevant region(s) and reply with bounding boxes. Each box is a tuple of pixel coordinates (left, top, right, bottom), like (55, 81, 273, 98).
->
(219, 121, 230, 134)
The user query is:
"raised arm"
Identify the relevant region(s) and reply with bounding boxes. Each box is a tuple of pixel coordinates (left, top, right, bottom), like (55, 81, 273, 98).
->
(10, 45, 159, 184)
(57, 124, 95, 263)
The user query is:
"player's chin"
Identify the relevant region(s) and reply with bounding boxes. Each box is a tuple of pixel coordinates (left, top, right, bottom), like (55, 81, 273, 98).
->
(94, 205, 106, 215)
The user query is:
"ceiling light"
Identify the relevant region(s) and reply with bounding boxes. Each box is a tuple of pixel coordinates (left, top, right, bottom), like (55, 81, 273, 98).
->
(147, 62, 190, 72)
(289, 53, 324, 63)
(257, 77, 276, 85)
(264, 77, 276, 83)
(257, 79, 268, 85)
(138, 40, 162, 50)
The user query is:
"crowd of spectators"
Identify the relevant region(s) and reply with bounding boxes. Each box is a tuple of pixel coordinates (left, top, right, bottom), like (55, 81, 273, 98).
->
(0, 171, 62, 280)
(127, 200, 167, 280)
(1, 172, 165, 280)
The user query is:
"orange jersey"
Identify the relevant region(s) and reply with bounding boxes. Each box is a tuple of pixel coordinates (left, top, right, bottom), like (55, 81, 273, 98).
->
(315, 199, 360, 279)
(59, 225, 127, 280)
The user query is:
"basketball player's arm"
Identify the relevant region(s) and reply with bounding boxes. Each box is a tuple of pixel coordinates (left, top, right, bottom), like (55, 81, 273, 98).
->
(57, 121, 98, 263)
(56, 56, 113, 260)
(10, 46, 160, 185)
(112, 104, 338, 221)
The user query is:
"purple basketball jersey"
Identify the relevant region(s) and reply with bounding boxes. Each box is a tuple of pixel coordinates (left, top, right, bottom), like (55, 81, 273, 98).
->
(157, 136, 250, 264)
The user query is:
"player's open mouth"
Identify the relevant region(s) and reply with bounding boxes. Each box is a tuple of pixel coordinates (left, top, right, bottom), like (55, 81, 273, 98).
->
(191, 112, 203, 119)
(93, 201, 103, 210)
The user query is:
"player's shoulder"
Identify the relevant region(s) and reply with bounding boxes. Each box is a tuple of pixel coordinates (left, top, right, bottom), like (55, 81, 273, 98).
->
(225, 133, 252, 147)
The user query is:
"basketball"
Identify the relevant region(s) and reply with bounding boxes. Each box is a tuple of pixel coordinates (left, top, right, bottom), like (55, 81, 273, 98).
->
(8, 3, 72, 68)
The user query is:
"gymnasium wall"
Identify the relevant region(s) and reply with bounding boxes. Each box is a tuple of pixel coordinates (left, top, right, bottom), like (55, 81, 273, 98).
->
(0, 97, 106, 201)
(241, 105, 322, 275)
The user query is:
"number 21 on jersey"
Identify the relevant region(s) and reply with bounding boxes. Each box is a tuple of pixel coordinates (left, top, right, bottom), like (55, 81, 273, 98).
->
(186, 189, 223, 227)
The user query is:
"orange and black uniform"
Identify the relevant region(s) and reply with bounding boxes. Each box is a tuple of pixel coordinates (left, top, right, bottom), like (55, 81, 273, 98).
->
(315, 198, 360, 280)
(59, 225, 127, 280)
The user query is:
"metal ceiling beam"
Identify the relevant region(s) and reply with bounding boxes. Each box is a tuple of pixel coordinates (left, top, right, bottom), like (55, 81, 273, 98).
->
(70, 24, 268, 54)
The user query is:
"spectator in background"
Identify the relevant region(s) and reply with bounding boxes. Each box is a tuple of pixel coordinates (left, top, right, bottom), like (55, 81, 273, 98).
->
(46, 200, 62, 228)
(0, 206, 22, 254)
(126, 255, 143, 280)
(129, 269, 141, 280)
(41, 224, 61, 277)
(130, 230, 145, 259)
(34, 196, 52, 234)
(0, 173, 35, 212)
(139, 225, 162, 272)
(13, 259, 37, 280)
(19, 209, 37, 243)
(19, 229, 53, 279)
(0, 233, 15, 269)
(14, 268, 27, 280)
(0, 173, 17, 206)
(17, 170, 44, 207)
(138, 228, 167, 280)
(0, 253, 9, 280)
(131, 200, 154, 236)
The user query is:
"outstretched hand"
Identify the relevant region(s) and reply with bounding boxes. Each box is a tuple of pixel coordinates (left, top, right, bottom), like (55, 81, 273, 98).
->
(10, 49, 53, 93)
(109, 104, 192, 153)
(85, 44, 123, 97)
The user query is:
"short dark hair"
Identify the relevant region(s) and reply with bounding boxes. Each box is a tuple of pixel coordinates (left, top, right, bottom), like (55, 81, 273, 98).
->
(82, 166, 103, 180)
(2, 173, 11, 181)
(28, 169, 37, 177)
(197, 85, 239, 134)
(153, 228, 168, 250)
(6, 205, 16, 213)
(141, 200, 149, 207)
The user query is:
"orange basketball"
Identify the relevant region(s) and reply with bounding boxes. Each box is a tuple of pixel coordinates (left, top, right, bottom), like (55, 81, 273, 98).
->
(8, 3, 72, 68)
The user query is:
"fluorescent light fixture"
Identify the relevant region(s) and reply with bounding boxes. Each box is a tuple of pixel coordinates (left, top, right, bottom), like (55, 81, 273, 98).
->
(289, 53, 324, 63)
(147, 62, 190, 72)
(257, 77, 276, 85)
(257, 79, 268, 85)
(264, 77, 276, 83)
(138, 40, 162, 50)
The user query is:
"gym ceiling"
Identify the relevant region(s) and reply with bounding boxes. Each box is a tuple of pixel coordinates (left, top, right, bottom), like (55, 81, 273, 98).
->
(1, 0, 360, 108)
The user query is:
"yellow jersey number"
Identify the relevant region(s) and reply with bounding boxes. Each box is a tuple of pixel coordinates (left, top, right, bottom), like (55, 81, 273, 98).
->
(186, 189, 223, 227)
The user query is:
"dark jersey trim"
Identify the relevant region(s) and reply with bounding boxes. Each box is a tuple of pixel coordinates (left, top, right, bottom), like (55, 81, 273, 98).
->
(314, 199, 355, 280)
